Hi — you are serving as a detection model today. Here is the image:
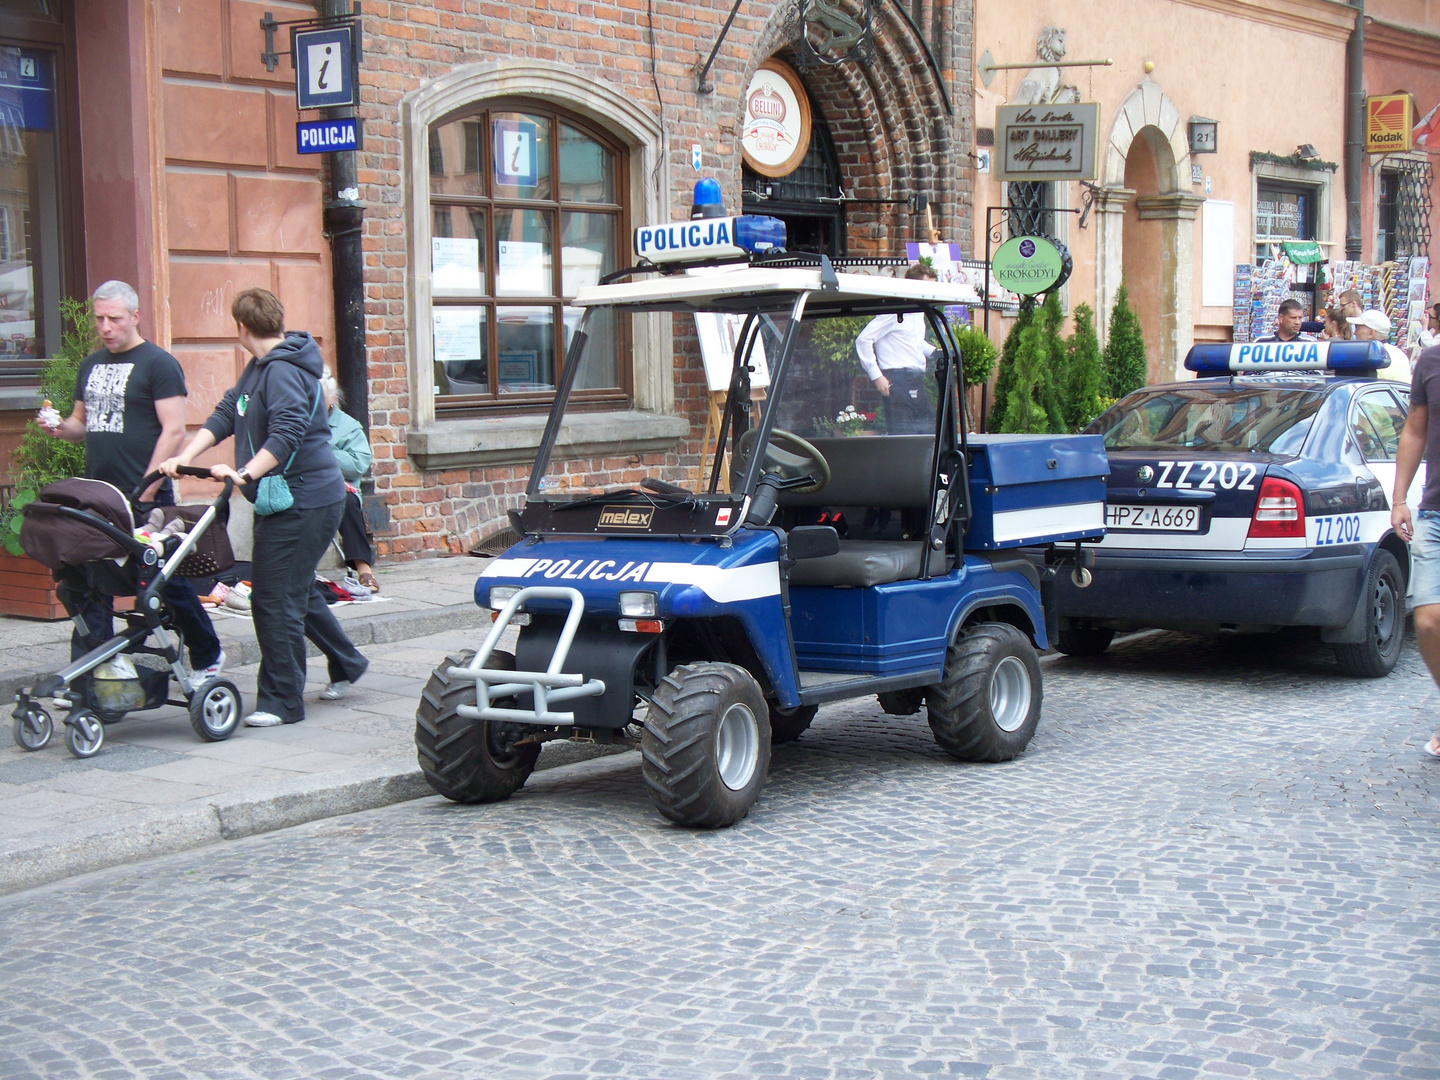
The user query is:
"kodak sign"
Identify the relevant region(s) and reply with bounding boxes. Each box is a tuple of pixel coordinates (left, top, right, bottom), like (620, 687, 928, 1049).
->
(1366, 94, 1413, 153)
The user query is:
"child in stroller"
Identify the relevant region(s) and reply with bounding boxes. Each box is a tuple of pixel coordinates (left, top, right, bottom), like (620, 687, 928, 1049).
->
(10, 467, 244, 758)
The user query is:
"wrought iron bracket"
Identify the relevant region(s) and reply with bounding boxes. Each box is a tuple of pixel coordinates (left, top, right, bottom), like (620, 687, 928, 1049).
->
(260, 2, 362, 73)
(695, 0, 747, 94)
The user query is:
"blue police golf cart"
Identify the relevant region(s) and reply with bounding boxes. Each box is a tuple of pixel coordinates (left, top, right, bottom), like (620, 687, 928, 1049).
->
(415, 185, 1108, 828)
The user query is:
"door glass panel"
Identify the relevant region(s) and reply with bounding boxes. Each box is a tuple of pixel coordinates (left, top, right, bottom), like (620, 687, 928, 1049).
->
(560, 211, 615, 296)
(0, 46, 60, 361)
(491, 112, 550, 200)
(431, 206, 485, 297)
(433, 306, 488, 396)
(496, 305, 554, 393)
(558, 124, 614, 203)
(493, 208, 552, 296)
(429, 117, 484, 198)
(1355, 392, 1405, 461)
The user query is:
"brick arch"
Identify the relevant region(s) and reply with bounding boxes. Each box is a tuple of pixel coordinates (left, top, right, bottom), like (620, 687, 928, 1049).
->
(741, 0, 959, 252)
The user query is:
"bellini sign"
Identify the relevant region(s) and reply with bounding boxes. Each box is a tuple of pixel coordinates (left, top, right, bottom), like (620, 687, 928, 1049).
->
(994, 103, 1100, 182)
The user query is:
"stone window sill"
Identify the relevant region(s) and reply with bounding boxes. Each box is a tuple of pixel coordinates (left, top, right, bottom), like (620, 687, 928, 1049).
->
(406, 409, 689, 471)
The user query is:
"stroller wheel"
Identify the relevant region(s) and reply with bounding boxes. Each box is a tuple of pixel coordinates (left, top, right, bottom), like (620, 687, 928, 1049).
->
(65, 709, 105, 758)
(189, 678, 242, 742)
(12, 706, 53, 751)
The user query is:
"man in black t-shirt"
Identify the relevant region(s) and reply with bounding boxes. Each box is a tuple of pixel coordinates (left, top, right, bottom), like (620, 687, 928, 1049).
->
(43, 281, 222, 676)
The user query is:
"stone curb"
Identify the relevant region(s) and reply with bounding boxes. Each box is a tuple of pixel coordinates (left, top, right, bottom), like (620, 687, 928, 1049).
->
(0, 742, 632, 898)
(0, 602, 490, 701)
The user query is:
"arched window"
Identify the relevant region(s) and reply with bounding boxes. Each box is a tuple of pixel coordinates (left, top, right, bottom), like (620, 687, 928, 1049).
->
(427, 102, 628, 412)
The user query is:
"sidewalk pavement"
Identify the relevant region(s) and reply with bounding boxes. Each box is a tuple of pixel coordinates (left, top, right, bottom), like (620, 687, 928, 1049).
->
(0, 555, 625, 896)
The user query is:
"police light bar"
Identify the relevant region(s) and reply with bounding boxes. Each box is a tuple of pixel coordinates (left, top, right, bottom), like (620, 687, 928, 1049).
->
(633, 215, 786, 265)
(1184, 340, 1389, 375)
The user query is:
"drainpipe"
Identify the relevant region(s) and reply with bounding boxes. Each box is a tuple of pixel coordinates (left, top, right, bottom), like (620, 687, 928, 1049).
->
(1344, 0, 1365, 260)
(321, 0, 383, 526)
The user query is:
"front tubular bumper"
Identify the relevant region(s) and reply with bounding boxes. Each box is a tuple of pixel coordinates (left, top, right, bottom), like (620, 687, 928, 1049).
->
(452, 586, 606, 725)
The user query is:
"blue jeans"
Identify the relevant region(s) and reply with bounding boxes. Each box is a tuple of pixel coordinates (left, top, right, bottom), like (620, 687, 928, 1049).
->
(250, 498, 367, 722)
(1412, 510, 1440, 608)
(62, 490, 221, 669)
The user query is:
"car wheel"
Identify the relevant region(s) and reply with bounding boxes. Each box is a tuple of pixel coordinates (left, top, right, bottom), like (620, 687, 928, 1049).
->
(1053, 619, 1115, 657)
(768, 703, 817, 744)
(642, 662, 771, 828)
(1333, 550, 1404, 678)
(927, 623, 1042, 762)
(415, 650, 540, 803)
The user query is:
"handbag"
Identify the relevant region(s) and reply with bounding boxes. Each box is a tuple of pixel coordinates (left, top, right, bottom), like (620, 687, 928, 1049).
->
(248, 378, 322, 517)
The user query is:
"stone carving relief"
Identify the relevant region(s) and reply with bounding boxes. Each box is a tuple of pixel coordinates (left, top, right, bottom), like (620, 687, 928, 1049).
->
(1012, 27, 1081, 106)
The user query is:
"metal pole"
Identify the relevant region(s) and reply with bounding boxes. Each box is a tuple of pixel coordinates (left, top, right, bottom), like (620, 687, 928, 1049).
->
(1344, 0, 1365, 260)
(321, 1, 378, 516)
(982, 206, 998, 431)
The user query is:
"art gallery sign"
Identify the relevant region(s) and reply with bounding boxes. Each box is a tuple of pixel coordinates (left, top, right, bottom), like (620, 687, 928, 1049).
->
(994, 103, 1100, 182)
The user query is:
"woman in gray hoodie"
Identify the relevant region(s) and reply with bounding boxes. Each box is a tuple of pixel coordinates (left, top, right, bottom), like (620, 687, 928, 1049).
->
(162, 288, 367, 726)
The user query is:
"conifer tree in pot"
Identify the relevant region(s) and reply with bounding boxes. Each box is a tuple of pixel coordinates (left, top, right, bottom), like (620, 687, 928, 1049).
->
(1102, 280, 1148, 400)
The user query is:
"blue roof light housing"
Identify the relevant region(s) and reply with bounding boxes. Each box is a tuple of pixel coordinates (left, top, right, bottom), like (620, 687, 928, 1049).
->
(1185, 340, 1389, 376)
(691, 178, 725, 220)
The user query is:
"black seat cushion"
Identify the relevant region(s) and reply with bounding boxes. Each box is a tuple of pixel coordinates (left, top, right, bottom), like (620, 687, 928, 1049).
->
(789, 540, 949, 588)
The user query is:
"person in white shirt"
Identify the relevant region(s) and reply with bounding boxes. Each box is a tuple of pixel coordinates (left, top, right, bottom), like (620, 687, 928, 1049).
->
(1348, 309, 1411, 385)
(854, 262, 938, 434)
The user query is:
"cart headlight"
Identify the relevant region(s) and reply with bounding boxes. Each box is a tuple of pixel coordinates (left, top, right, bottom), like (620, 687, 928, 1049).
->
(488, 586, 521, 610)
(618, 591, 657, 617)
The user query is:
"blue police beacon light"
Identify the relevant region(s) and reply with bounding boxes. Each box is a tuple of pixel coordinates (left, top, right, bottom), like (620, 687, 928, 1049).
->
(691, 178, 725, 220)
(1184, 340, 1389, 376)
(632, 180, 787, 266)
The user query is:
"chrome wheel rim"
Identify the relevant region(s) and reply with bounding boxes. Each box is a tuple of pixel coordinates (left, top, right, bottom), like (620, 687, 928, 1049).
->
(989, 656, 1032, 733)
(204, 688, 238, 734)
(716, 702, 760, 790)
(70, 713, 103, 755)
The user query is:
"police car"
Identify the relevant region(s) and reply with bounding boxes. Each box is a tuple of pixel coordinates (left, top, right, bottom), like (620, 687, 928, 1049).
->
(1048, 339, 1418, 677)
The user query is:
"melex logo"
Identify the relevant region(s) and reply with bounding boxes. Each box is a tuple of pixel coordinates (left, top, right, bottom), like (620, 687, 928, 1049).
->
(1366, 94, 1413, 153)
(598, 505, 655, 529)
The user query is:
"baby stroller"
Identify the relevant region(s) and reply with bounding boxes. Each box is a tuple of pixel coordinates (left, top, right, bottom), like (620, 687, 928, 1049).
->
(10, 467, 243, 758)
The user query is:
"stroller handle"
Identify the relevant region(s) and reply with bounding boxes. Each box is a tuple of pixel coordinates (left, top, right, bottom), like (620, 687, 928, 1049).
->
(134, 468, 234, 507)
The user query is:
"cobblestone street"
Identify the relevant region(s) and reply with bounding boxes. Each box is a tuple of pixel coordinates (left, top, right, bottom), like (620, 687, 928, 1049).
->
(2, 630, 1437, 1080)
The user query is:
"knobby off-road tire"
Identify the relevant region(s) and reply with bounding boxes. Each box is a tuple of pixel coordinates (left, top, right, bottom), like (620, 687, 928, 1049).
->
(768, 703, 818, 744)
(415, 650, 539, 803)
(1333, 549, 1404, 678)
(643, 662, 771, 828)
(926, 622, 1042, 762)
(1053, 619, 1115, 657)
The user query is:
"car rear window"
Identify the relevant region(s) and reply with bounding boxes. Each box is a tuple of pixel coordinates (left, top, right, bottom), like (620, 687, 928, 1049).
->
(1089, 385, 1326, 454)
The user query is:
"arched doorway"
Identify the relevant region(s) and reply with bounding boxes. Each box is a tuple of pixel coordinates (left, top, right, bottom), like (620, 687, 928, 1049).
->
(1096, 79, 1204, 381)
(742, 100, 846, 256)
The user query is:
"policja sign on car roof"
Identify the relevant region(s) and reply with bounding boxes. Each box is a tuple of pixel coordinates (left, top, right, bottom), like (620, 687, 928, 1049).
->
(991, 235, 1069, 296)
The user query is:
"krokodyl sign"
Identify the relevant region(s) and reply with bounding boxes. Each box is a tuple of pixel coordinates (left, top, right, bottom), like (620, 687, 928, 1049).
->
(992, 236, 1068, 296)
(994, 103, 1100, 182)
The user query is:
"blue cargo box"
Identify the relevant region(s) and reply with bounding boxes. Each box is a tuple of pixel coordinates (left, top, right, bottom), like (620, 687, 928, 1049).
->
(964, 434, 1108, 550)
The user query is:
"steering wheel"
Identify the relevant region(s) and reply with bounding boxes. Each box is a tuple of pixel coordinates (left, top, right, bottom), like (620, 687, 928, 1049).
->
(734, 427, 831, 495)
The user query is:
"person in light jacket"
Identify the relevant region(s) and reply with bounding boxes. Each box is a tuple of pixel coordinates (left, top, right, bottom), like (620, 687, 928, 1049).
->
(321, 367, 379, 593)
(160, 288, 367, 726)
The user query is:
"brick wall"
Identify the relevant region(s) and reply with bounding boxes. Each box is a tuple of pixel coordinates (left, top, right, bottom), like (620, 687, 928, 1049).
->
(352, 0, 971, 558)
(156, 0, 334, 464)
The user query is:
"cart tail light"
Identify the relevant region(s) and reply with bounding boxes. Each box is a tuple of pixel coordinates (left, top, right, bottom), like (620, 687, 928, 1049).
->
(1247, 476, 1306, 538)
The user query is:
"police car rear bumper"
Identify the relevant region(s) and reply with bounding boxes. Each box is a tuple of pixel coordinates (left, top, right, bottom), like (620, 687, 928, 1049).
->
(1053, 547, 1365, 629)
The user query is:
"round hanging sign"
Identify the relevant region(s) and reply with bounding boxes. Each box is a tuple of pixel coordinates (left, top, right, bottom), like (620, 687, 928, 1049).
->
(740, 59, 812, 178)
(991, 235, 1067, 296)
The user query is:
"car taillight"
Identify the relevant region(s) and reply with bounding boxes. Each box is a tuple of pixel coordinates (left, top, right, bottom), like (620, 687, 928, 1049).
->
(1247, 476, 1306, 538)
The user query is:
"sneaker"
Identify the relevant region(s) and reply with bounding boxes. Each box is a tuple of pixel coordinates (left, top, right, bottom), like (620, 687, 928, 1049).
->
(340, 576, 373, 601)
(320, 680, 350, 701)
(195, 649, 226, 681)
(243, 711, 284, 727)
(224, 582, 252, 612)
(202, 581, 231, 606)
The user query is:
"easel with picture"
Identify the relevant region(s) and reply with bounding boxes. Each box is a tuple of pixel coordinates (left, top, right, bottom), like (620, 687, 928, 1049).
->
(692, 313, 771, 491)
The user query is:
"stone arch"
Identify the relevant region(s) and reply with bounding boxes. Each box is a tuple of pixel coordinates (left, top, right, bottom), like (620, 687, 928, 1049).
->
(740, 1, 961, 251)
(399, 60, 669, 431)
(1094, 78, 1204, 380)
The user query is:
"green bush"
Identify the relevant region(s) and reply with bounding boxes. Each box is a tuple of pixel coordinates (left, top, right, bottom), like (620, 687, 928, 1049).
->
(2, 297, 93, 554)
(1062, 303, 1104, 431)
(950, 324, 998, 389)
(1102, 280, 1147, 399)
(986, 303, 1032, 432)
(993, 293, 1068, 434)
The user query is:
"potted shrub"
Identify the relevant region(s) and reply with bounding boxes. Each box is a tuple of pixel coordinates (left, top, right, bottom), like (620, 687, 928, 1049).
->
(0, 297, 92, 619)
